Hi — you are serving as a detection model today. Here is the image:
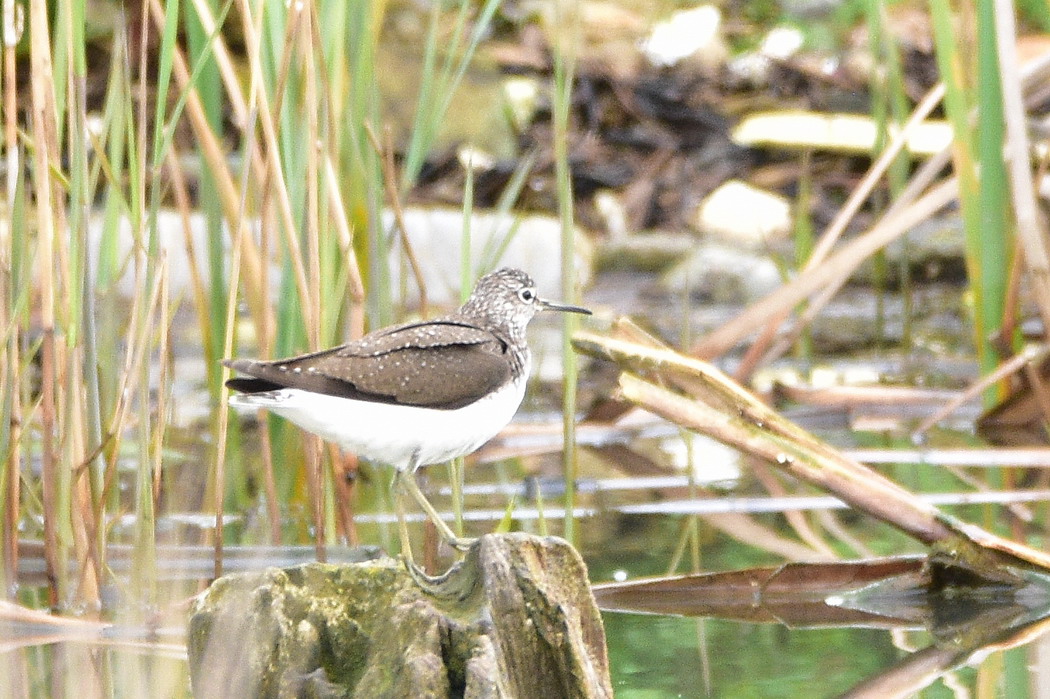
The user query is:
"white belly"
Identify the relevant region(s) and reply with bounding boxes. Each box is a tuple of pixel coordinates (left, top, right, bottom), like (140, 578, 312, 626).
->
(228, 374, 528, 471)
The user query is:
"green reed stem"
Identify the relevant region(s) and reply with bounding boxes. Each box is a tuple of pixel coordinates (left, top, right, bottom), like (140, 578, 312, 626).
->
(448, 162, 478, 536)
(975, 0, 1011, 367)
(401, 0, 502, 191)
(793, 151, 814, 365)
(552, 5, 581, 546)
(931, 0, 1008, 399)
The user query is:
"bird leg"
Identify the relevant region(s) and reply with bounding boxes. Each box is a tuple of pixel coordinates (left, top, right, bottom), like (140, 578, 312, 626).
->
(392, 463, 477, 589)
(392, 469, 416, 567)
(399, 465, 476, 552)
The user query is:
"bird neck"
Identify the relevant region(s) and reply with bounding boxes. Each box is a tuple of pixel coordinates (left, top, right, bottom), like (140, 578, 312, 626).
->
(445, 305, 532, 380)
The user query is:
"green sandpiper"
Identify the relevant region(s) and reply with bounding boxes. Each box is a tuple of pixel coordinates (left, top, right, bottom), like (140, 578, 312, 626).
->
(224, 267, 590, 565)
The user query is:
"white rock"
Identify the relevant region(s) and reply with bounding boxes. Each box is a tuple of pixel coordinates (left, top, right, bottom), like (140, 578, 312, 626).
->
(384, 207, 592, 307)
(695, 180, 791, 247)
(502, 76, 540, 133)
(593, 190, 629, 240)
(639, 5, 725, 68)
(457, 145, 496, 171)
(732, 111, 953, 156)
(727, 53, 774, 85)
(87, 209, 253, 298)
(663, 241, 782, 303)
(87, 207, 592, 313)
(761, 26, 804, 60)
(661, 432, 742, 486)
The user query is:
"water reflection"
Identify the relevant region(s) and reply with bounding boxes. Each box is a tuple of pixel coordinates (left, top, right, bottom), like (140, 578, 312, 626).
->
(595, 554, 1050, 697)
(604, 614, 899, 697)
(0, 626, 188, 698)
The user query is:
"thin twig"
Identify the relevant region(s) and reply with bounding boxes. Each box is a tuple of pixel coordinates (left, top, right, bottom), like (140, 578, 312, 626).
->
(730, 85, 945, 379)
(993, 0, 1050, 337)
(760, 146, 956, 370)
(1, 0, 22, 590)
(28, 0, 61, 606)
(912, 344, 1050, 439)
(691, 177, 958, 359)
(146, 0, 268, 328)
(363, 121, 429, 317)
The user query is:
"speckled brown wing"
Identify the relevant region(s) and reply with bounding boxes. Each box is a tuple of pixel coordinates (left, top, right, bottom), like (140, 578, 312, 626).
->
(223, 318, 512, 410)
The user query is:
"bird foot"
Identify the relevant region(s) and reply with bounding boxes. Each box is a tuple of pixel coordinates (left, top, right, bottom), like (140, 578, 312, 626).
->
(402, 554, 457, 590)
(446, 534, 477, 552)
(400, 541, 485, 599)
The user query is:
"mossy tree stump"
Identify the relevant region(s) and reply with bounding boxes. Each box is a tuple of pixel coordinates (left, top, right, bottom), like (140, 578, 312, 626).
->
(188, 533, 612, 698)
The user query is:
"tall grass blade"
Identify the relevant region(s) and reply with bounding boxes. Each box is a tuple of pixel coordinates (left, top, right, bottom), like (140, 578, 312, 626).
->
(551, 1, 582, 546)
(28, 0, 66, 606)
(930, 0, 1003, 399)
(400, 0, 502, 190)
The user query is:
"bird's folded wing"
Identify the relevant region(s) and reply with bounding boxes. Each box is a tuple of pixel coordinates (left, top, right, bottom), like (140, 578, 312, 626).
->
(224, 320, 512, 409)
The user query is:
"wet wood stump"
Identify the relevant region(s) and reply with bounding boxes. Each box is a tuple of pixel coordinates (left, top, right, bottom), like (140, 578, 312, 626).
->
(188, 533, 612, 698)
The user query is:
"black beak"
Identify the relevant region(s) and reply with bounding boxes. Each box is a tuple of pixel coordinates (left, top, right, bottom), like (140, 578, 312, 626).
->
(539, 298, 592, 315)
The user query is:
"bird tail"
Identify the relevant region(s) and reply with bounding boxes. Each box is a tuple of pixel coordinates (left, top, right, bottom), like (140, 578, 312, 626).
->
(227, 393, 269, 411)
(226, 380, 288, 410)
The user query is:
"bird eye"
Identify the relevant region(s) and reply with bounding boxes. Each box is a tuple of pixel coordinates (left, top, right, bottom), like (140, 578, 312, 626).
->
(518, 288, 536, 303)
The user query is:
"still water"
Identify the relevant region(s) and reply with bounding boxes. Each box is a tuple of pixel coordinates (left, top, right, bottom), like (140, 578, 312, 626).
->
(2, 590, 1038, 697)
(3, 521, 1049, 698)
(606, 614, 897, 697)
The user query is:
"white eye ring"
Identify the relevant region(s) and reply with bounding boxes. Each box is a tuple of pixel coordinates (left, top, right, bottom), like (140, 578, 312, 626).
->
(518, 288, 536, 303)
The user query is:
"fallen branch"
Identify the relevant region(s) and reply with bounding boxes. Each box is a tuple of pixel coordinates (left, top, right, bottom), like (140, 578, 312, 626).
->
(574, 327, 1050, 575)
